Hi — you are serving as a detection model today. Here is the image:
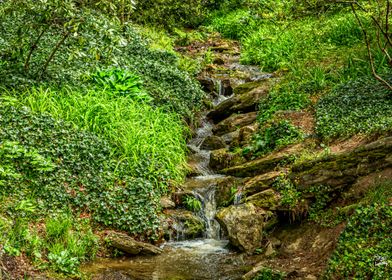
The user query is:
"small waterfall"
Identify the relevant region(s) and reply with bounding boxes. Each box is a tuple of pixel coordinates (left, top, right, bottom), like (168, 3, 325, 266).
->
(233, 190, 243, 205)
(193, 186, 221, 239)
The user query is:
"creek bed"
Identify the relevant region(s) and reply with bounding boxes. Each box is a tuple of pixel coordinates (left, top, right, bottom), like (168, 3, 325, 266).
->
(82, 239, 247, 280)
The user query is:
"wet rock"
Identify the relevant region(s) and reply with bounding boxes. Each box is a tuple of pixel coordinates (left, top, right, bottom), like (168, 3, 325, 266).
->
(209, 148, 245, 171)
(221, 130, 240, 145)
(211, 45, 230, 52)
(207, 83, 269, 123)
(290, 136, 392, 191)
(233, 81, 265, 95)
(160, 196, 175, 209)
(243, 171, 281, 196)
(245, 189, 281, 210)
(237, 123, 259, 146)
(197, 76, 215, 93)
(163, 210, 204, 240)
(201, 135, 226, 150)
(220, 79, 233, 96)
(221, 145, 301, 177)
(213, 57, 225, 65)
(216, 203, 276, 253)
(213, 112, 257, 136)
(106, 232, 163, 255)
(214, 176, 244, 207)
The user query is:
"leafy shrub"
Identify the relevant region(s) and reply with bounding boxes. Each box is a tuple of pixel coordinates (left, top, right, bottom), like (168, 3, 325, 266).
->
(0, 101, 160, 236)
(243, 120, 304, 158)
(89, 68, 152, 102)
(325, 203, 392, 279)
(316, 77, 392, 140)
(183, 196, 202, 212)
(2, 210, 98, 276)
(8, 87, 188, 186)
(209, 10, 257, 40)
(0, 4, 204, 117)
(252, 267, 286, 280)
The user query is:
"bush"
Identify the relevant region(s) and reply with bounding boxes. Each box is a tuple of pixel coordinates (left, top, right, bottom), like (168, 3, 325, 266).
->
(8, 86, 188, 186)
(316, 77, 392, 140)
(0, 101, 161, 236)
(243, 120, 304, 158)
(0, 4, 205, 117)
(325, 203, 392, 279)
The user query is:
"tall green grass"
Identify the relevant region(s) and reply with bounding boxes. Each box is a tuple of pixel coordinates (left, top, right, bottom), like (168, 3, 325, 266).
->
(9, 87, 188, 185)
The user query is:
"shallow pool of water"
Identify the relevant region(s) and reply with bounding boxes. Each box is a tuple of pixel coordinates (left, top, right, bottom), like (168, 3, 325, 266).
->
(83, 239, 247, 280)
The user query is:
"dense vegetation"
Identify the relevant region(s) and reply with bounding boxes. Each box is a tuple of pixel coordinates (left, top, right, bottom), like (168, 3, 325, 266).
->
(1, 0, 391, 278)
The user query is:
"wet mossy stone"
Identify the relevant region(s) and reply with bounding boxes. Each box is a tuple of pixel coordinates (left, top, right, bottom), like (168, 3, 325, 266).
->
(216, 203, 277, 253)
(213, 112, 257, 136)
(209, 148, 245, 171)
(233, 81, 265, 95)
(290, 136, 392, 191)
(207, 84, 269, 123)
(201, 135, 226, 150)
(107, 232, 163, 255)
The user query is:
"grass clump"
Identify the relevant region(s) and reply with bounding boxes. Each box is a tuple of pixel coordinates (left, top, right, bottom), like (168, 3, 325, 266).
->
(8, 85, 188, 187)
(1, 207, 98, 276)
(316, 77, 392, 140)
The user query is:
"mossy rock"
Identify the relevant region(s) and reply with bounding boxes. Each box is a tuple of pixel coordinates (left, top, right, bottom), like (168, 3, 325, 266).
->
(213, 112, 257, 136)
(245, 189, 281, 210)
(290, 136, 392, 191)
(209, 148, 246, 171)
(233, 81, 265, 95)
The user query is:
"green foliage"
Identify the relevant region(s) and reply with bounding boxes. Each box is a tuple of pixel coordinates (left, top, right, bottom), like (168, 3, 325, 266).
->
(0, 3, 204, 117)
(243, 120, 304, 158)
(209, 10, 257, 40)
(7, 86, 188, 186)
(89, 68, 152, 102)
(0, 101, 161, 236)
(258, 89, 310, 125)
(252, 267, 286, 280)
(316, 77, 392, 140)
(131, 0, 231, 29)
(2, 210, 98, 276)
(325, 203, 392, 279)
(183, 196, 202, 212)
(273, 175, 301, 209)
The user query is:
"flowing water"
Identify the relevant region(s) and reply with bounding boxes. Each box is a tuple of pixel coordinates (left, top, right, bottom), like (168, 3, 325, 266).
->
(83, 57, 268, 280)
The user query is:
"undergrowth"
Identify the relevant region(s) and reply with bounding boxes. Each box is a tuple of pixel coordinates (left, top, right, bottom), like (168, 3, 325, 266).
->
(6, 84, 188, 187)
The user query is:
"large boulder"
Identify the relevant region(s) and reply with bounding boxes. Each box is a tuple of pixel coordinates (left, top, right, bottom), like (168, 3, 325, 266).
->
(216, 203, 276, 253)
(209, 148, 245, 171)
(213, 112, 257, 136)
(290, 136, 392, 191)
(106, 232, 162, 255)
(207, 83, 269, 123)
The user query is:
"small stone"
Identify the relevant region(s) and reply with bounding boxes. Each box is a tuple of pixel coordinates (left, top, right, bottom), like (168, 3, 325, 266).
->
(160, 196, 175, 209)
